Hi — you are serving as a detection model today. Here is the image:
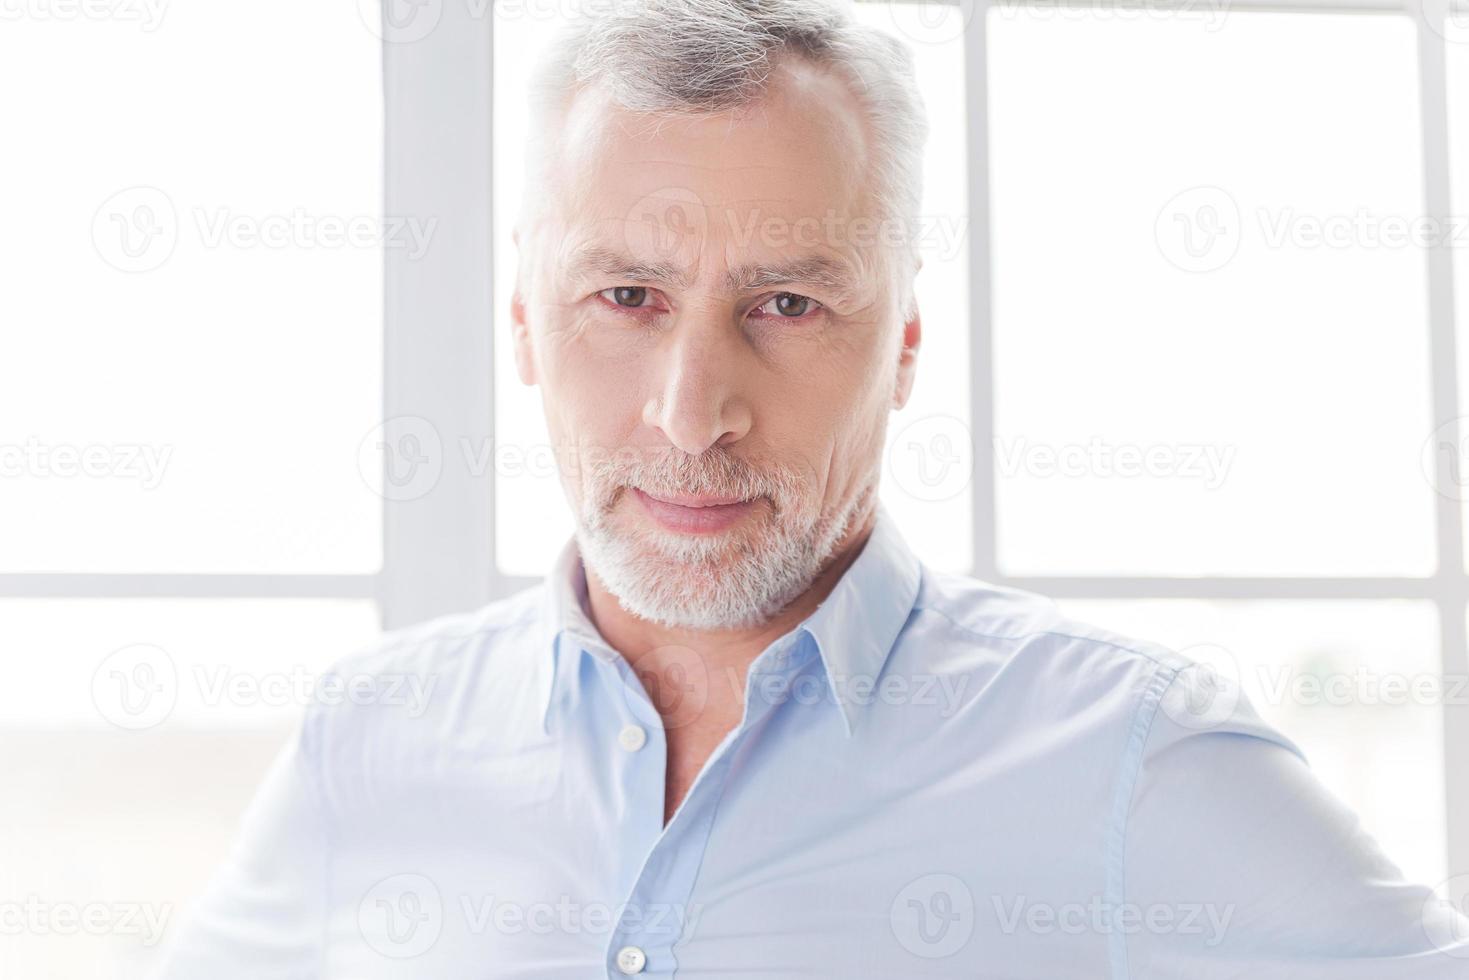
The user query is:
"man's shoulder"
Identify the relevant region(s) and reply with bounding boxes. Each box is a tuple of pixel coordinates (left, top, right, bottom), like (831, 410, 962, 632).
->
(908, 565, 1189, 689)
(905, 565, 1300, 764)
(341, 582, 544, 668)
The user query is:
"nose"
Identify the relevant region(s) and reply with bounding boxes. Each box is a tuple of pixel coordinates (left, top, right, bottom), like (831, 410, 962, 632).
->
(642, 316, 753, 456)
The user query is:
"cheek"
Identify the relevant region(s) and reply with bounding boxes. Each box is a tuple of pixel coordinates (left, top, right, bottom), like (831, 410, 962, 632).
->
(785, 337, 889, 427)
(539, 317, 650, 436)
(794, 350, 891, 485)
(752, 385, 856, 495)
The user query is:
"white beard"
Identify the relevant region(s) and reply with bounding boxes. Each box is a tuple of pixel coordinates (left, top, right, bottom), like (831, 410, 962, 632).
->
(574, 461, 874, 631)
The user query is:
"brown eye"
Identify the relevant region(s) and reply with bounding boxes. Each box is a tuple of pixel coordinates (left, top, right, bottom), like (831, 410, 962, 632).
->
(776, 294, 810, 316)
(758, 292, 818, 318)
(605, 286, 650, 308)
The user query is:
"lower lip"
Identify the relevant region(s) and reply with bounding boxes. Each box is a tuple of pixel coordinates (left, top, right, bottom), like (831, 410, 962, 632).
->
(630, 487, 756, 534)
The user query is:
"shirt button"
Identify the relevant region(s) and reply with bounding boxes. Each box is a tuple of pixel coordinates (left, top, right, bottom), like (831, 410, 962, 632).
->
(614, 945, 647, 974)
(617, 723, 647, 752)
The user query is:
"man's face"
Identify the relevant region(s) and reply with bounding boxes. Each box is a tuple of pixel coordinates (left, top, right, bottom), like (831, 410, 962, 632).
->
(512, 57, 919, 630)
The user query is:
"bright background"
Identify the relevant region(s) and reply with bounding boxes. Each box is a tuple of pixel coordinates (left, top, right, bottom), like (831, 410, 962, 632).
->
(3, 0, 1469, 975)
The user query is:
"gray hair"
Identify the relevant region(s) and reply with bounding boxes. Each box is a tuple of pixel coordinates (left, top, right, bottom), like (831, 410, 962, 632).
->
(518, 0, 930, 322)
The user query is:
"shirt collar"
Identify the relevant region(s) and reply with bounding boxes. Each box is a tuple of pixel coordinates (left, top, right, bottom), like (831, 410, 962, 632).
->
(796, 500, 924, 734)
(536, 500, 924, 736)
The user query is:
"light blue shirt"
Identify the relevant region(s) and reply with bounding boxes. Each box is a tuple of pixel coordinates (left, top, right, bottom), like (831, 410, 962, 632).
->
(156, 502, 1469, 978)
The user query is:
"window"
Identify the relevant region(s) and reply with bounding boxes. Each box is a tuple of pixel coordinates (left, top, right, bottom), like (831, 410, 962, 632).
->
(0, 4, 385, 976)
(988, 12, 1432, 577)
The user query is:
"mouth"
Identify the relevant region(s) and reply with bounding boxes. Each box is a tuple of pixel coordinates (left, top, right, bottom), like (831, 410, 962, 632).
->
(629, 486, 757, 534)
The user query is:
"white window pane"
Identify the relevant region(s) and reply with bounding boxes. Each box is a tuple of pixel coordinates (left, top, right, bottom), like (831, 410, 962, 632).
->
(1057, 598, 1446, 890)
(0, 599, 383, 731)
(988, 12, 1434, 576)
(492, 4, 971, 575)
(0, 6, 385, 574)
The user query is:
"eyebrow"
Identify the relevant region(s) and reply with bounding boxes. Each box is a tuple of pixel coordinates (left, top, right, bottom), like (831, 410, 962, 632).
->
(564, 245, 862, 303)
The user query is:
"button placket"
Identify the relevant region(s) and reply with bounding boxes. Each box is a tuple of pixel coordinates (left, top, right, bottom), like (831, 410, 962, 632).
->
(600, 633, 812, 976)
(604, 660, 806, 976)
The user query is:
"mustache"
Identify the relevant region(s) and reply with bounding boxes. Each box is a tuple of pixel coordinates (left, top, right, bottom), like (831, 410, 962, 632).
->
(590, 447, 800, 509)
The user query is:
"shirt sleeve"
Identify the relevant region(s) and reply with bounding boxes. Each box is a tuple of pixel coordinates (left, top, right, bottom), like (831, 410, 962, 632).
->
(151, 707, 328, 980)
(1119, 659, 1469, 979)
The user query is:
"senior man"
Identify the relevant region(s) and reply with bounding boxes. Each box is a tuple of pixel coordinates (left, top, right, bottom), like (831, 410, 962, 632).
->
(156, 0, 1469, 976)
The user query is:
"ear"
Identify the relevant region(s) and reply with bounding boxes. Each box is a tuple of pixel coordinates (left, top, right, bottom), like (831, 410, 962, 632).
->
(510, 226, 538, 387)
(892, 300, 921, 410)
